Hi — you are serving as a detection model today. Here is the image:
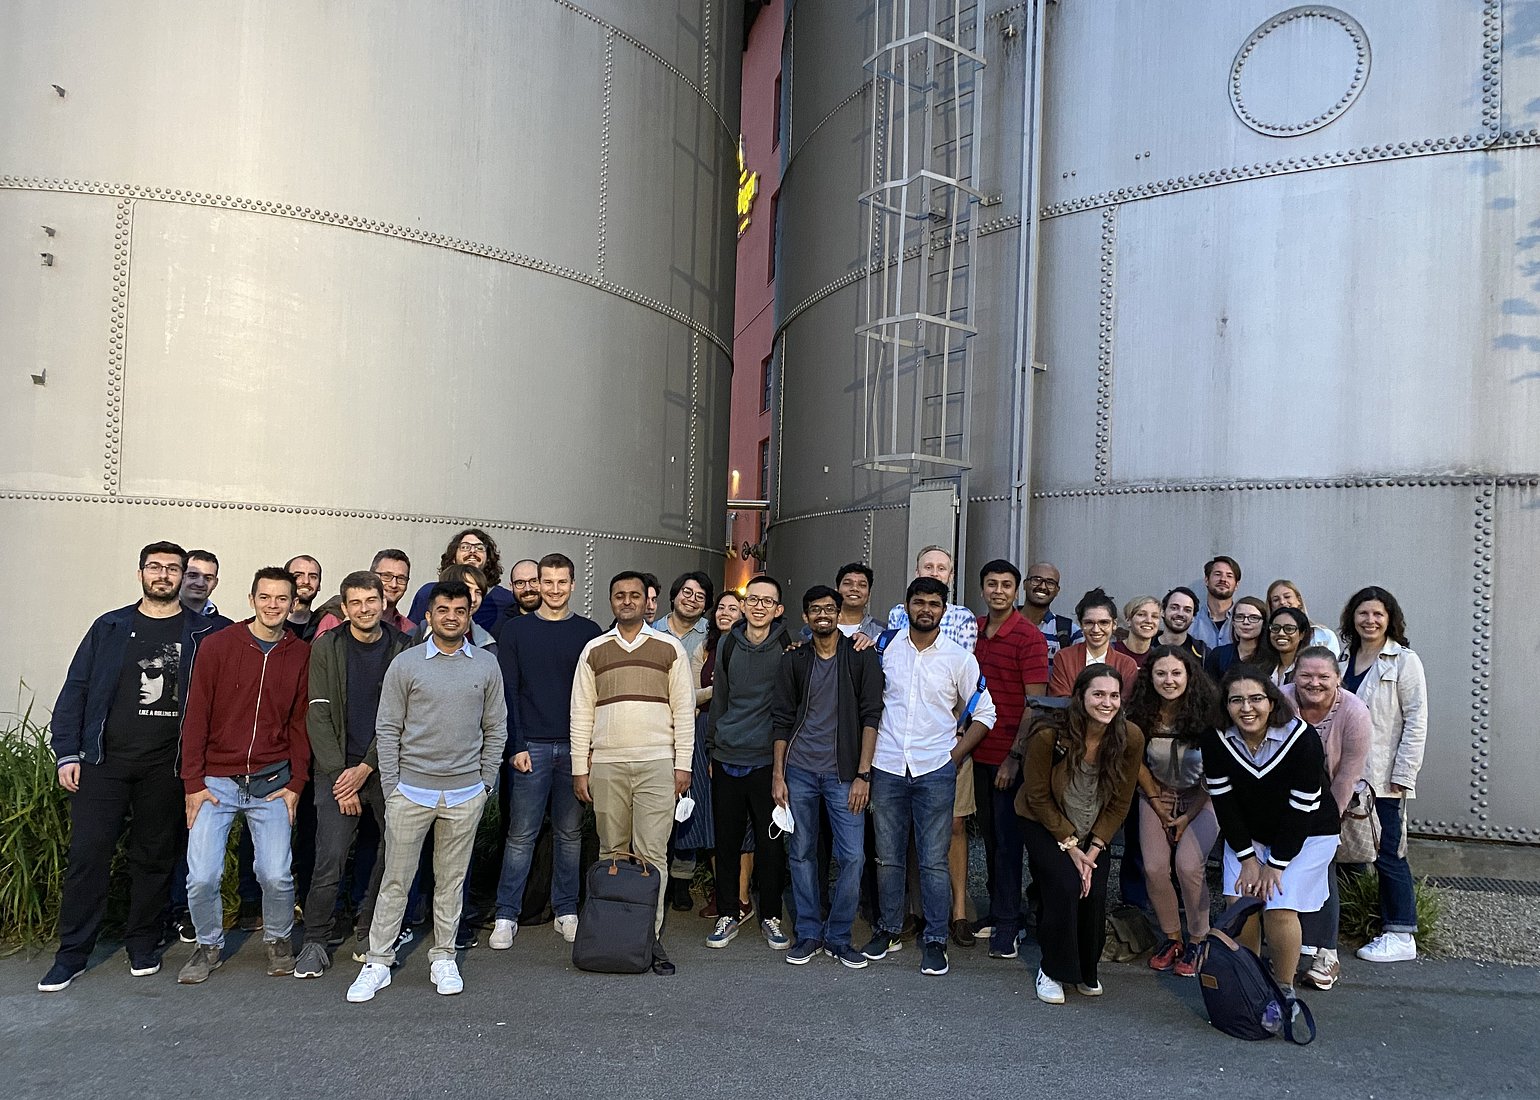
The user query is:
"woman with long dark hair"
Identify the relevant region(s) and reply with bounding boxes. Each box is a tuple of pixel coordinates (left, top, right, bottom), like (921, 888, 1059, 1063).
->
(1202, 667, 1339, 1028)
(1267, 606, 1312, 686)
(1014, 666, 1144, 1005)
(1126, 646, 1220, 977)
(1339, 586, 1427, 964)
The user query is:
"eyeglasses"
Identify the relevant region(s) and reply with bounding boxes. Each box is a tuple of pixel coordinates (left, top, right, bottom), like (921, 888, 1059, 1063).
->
(142, 563, 183, 576)
(374, 571, 409, 587)
(1232, 613, 1264, 625)
(1226, 694, 1268, 707)
(743, 595, 779, 608)
(1268, 624, 1300, 636)
(458, 542, 487, 553)
(677, 589, 706, 601)
(805, 603, 839, 616)
(1025, 576, 1058, 587)
(512, 579, 539, 590)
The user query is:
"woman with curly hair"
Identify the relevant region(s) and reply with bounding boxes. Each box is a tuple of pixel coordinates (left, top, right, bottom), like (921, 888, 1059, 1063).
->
(1012, 666, 1144, 1005)
(407, 528, 513, 630)
(1126, 646, 1220, 976)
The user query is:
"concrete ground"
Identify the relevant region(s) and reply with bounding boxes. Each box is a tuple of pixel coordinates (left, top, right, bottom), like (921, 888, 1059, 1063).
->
(4, 918, 1536, 1100)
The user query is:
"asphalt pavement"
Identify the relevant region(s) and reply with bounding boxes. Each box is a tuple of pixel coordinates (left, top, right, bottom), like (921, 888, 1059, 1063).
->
(3, 919, 1536, 1100)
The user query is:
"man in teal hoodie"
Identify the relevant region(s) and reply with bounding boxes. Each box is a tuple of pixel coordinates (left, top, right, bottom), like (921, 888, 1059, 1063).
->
(704, 574, 794, 952)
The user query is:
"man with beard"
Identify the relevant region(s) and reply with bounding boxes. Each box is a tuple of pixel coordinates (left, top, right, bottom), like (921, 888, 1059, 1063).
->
(1019, 561, 1082, 676)
(1158, 586, 1209, 663)
(770, 585, 883, 969)
(283, 555, 324, 643)
(863, 577, 994, 978)
(408, 529, 514, 631)
(39, 543, 222, 992)
(1189, 555, 1241, 651)
(177, 567, 312, 984)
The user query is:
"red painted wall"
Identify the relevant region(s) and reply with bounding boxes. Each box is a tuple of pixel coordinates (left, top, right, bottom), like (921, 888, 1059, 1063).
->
(726, 0, 784, 594)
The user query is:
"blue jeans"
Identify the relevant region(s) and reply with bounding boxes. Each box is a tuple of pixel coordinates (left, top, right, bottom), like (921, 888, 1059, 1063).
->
(871, 762, 955, 946)
(785, 765, 865, 948)
(186, 775, 294, 947)
(494, 741, 582, 921)
(1375, 796, 1418, 933)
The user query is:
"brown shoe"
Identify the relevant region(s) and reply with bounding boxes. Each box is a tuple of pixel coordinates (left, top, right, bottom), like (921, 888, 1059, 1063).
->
(950, 918, 976, 948)
(176, 944, 222, 984)
(265, 938, 296, 977)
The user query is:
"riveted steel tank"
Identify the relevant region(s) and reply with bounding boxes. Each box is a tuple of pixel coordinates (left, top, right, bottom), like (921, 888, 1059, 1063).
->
(774, 0, 1539, 844)
(1, 1, 739, 706)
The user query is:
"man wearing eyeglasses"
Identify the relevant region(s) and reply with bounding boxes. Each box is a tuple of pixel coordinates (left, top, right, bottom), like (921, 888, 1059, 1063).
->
(40, 543, 222, 993)
(312, 549, 416, 639)
(1019, 562, 1082, 675)
(408, 529, 515, 631)
(651, 571, 715, 911)
(509, 559, 542, 616)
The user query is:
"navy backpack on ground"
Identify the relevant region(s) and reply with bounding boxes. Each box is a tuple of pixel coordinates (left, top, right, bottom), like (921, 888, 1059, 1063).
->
(1197, 897, 1317, 1045)
(572, 852, 668, 975)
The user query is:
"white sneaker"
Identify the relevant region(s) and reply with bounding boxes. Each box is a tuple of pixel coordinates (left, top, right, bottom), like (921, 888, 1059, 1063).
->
(1299, 944, 1318, 957)
(554, 914, 579, 943)
(346, 963, 391, 1003)
(489, 919, 517, 950)
(1035, 968, 1065, 1005)
(430, 958, 464, 995)
(1075, 980, 1104, 996)
(1356, 932, 1417, 963)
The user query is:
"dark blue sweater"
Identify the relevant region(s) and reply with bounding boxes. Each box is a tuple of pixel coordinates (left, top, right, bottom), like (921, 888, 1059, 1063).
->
(496, 611, 602, 754)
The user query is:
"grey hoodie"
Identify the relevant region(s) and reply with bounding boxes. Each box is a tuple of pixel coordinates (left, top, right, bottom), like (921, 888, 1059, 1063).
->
(706, 619, 793, 767)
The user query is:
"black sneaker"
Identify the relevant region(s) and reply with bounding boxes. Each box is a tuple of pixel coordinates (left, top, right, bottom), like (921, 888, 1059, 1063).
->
(861, 932, 902, 960)
(454, 924, 478, 951)
(920, 941, 949, 976)
(668, 878, 694, 912)
(172, 911, 196, 944)
(128, 952, 162, 977)
(987, 931, 1019, 959)
(38, 962, 85, 992)
(237, 898, 263, 932)
(786, 938, 823, 965)
(829, 944, 870, 969)
(293, 941, 329, 979)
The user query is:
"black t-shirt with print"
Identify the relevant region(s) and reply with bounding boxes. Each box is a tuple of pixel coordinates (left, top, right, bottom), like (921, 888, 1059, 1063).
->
(104, 610, 187, 764)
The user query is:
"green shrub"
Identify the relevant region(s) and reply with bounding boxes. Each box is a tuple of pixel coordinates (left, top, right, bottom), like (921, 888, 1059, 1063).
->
(0, 705, 71, 950)
(1337, 865, 1446, 955)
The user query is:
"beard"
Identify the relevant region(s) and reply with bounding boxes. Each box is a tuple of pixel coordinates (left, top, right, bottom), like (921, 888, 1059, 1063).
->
(141, 579, 180, 607)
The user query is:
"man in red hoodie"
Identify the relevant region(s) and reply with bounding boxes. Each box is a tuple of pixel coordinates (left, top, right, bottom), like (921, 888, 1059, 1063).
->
(177, 566, 312, 984)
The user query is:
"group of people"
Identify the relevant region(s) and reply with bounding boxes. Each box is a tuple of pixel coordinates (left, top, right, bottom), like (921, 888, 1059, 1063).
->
(39, 531, 1427, 1026)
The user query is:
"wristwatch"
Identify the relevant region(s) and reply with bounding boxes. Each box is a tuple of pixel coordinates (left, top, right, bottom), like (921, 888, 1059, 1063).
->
(1007, 749, 1023, 762)
(855, 771, 872, 783)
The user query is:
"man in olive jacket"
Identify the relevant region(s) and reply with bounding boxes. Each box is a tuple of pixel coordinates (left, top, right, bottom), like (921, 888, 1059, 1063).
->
(770, 585, 884, 966)
(294, 572, 415, 977)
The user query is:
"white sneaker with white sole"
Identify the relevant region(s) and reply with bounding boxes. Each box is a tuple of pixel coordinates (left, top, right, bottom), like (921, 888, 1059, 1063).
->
(430, 958, 464, 995)
(1035, 968, 1065, 1005)
(554, 914, 579, 943)
(346, 963, 391, 1003)
(489, 919, 517, 950)
(1356, 932, 1417, 963)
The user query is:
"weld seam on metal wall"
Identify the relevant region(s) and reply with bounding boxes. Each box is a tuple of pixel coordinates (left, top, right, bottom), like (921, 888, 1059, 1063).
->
(0, 177, 732, 358)
(777, 243, 924, 336)
(1483, 0, 1503, 137)
(1038, 131, 1540, 220)
(688, 333, 700, 541)
(1031, 474, 1540, 499)
(104, 200, 133, 496)
(0, 489, 718, 555)
(786, 80, 870, 166)
(1094, 207, 1117, 485)
(1470, 481, 1495, 824)
(598, 32, 615, 279)
(772, 501, 910, 528)
(550, 0, 732, 138)
(584, 537, 596, 618)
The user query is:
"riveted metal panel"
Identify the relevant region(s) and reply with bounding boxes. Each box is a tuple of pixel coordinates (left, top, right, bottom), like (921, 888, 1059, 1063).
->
(1484, 484, 1540, 843)
(1040, 0, 1487, 213)
(1029, 209, 1106, 490)
(779, 97, 873, 327)
(0, 191, 119, 491)
(784, 1, 870, 153)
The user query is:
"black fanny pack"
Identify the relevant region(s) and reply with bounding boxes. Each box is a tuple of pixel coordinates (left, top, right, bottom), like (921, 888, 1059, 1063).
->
(240, 761, 292, 799)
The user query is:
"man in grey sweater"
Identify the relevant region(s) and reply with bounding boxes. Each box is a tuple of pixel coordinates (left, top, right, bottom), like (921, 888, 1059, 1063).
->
(346, 581, 506, 1003)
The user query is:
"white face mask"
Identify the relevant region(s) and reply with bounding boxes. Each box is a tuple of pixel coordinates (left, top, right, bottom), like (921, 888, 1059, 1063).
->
(769, 803, 796, 838)
(674, 795, 696, 823)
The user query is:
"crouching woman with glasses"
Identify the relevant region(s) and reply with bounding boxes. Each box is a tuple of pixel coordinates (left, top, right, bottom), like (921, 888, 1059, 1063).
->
(1201, 668, 1340, 1025)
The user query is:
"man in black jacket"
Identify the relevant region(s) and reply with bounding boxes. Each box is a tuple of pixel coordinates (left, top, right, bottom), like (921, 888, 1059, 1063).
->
(294, 571, 415, 978)
(40, 542, 221, 992)
(770, 585, 883, 969)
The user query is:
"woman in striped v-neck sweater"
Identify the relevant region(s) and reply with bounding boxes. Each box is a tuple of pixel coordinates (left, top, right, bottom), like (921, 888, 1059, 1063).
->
(1201, 667, 1339, 999)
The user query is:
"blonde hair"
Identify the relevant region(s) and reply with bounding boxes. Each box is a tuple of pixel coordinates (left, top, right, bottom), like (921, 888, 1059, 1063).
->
(1122, 595, 1159, 625)
(1267, 578, 1308, 614)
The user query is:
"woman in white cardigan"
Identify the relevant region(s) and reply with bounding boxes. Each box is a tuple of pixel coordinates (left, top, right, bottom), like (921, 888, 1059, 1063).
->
(1338, 586, 1427, 964)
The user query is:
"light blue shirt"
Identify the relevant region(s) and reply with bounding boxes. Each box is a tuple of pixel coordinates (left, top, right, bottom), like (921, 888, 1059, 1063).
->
(398, 635, 488, 807)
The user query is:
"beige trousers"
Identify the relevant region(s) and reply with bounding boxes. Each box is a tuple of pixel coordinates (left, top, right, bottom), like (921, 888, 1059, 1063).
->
(590, 758, 675, 933)
(367, 788, 486, 966)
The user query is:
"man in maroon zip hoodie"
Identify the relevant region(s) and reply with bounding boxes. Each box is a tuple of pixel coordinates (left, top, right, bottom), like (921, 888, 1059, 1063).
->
(176, 566, 312, 984)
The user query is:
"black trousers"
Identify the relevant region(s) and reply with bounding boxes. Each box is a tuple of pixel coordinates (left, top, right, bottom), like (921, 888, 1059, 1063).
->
(55, 756, 182, 968)
(712, 765, 785, 919)
(1022, 818, 1111, 986)
(974, 760, 1000, 915)
(302, 773, 387, 946)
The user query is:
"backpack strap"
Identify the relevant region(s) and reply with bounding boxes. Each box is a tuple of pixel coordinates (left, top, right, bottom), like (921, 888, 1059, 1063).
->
(718, 630, 740, 685)
(956, 673, 987, 733)
(1280, 994, 1317, 1046)
(875, 628, 899, 655)
(1053, 614, 1073, 654)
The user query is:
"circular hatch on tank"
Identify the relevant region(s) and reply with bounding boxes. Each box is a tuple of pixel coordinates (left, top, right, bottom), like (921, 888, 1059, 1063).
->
(1230, 6, 1370, 137)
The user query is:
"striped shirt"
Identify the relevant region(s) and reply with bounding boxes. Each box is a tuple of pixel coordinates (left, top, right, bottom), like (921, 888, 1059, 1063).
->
(1200, 718, 1339, 869)
(569, 624, 695, 775)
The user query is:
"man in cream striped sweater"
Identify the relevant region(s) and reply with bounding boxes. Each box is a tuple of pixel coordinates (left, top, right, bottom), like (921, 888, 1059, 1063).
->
(570, 571, 696, 951)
